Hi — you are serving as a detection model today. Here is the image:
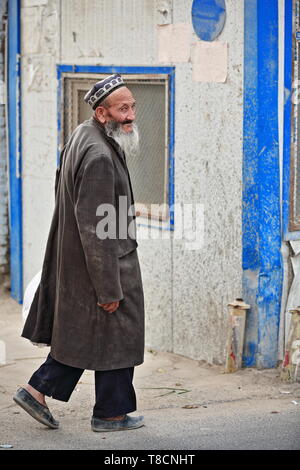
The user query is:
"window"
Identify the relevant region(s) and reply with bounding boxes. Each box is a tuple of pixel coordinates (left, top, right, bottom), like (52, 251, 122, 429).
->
(60, 72, 172, 222)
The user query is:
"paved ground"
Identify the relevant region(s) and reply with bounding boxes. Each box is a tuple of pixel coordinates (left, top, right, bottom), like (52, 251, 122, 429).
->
(0, 290, 299, 450)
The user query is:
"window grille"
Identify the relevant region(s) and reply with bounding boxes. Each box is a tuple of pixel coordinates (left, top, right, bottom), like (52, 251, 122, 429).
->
(290, 0, 300, 230)
(61, 73, 170, 221)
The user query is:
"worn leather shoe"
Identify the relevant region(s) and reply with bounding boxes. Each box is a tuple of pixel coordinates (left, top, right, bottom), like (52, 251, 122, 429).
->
(13, 387, 59, 429)
(91, 414, 145, 432)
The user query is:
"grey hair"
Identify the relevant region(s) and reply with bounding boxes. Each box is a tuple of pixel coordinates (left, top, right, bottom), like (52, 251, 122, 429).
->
(93, 96, 111, 116)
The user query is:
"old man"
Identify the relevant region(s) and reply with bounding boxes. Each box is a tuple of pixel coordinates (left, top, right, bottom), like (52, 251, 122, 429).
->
(13, 74, 145, 432)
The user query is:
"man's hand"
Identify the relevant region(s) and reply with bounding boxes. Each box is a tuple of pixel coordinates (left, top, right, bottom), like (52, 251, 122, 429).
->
(97, 301, 120, 313)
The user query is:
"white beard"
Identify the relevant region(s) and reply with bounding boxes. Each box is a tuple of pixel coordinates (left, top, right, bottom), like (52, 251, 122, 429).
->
(104, 121, 140, 160)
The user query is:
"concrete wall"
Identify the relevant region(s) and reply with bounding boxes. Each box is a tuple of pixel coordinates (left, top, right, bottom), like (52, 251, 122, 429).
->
(172, 0, 244, 364)
(21, 0, 59, 289)
(0, 0, 8, 283)
(21, 0, 244, 364)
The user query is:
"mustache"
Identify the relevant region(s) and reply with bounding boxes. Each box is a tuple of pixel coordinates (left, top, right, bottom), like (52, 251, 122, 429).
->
(122, 120, 134, 125)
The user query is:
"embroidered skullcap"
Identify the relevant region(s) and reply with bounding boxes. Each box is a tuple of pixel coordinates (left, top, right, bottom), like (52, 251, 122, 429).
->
(84, 74, 125, 109)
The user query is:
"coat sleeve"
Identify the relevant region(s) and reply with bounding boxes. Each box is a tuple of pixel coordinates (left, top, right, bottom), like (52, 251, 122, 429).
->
(74, 153, 124, 304)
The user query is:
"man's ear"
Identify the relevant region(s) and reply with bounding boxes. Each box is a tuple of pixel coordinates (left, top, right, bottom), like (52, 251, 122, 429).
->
(95, 106, 107, 124)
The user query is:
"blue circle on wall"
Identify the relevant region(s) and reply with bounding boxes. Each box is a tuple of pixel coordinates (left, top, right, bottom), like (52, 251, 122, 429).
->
(191, 0, 226, 42)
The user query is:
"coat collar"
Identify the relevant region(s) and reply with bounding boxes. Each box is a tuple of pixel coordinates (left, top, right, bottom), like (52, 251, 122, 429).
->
(90, 117, 136, 215)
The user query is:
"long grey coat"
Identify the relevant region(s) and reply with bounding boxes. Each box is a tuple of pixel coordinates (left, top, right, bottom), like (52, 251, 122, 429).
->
(22, 117, 145, 371)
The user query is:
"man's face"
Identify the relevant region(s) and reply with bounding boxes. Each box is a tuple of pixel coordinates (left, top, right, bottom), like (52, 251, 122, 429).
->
(96, 87, 136, 133)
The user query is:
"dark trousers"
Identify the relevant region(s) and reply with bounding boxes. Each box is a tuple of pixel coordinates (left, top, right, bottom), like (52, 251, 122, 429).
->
(28, 353, 136, 419)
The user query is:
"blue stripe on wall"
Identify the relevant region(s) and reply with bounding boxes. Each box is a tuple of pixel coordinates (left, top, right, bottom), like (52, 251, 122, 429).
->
(243, 0, 282, 368)
(8, 0, 22, 303)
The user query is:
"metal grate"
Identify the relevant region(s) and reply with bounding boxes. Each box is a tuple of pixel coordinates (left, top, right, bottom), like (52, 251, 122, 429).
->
(290, 0, 300, 229)
(296, 40, 300, 220)
(62, 73, 169, 220)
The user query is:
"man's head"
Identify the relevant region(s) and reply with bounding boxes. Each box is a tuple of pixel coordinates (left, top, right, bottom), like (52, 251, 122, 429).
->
(84, 73, 136, 133)
(84, 74, 139, 158)
(94, 86, 136, 134)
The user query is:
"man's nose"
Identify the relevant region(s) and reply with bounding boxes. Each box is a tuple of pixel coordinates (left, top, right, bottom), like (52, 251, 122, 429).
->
(127, 108, 135, 121)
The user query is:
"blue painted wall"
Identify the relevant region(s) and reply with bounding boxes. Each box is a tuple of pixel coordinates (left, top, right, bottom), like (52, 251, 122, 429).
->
(0, 0, 9, 282)
(7, 0, 22, 302)
(191, 0, 226, 41)
(243, 0, 282, 368)
(282, 1, 300, 240)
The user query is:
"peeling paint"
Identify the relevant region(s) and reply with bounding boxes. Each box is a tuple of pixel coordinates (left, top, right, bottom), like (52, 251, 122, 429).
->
(25, 56, 53, 92)
(156, 0, 173, 25)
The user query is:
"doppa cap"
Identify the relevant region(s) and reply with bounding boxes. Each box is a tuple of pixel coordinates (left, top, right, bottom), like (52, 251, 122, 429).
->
(84, 74, 125, 109)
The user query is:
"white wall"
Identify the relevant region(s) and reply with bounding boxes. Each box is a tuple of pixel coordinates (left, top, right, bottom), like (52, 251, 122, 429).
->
(21, 0, 244, 364)
(171, 0, 244, 364)
(21, 0, 59, 290)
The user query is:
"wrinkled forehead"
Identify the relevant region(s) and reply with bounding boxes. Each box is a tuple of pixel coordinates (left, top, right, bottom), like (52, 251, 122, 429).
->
(108, 86, 135, 106)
